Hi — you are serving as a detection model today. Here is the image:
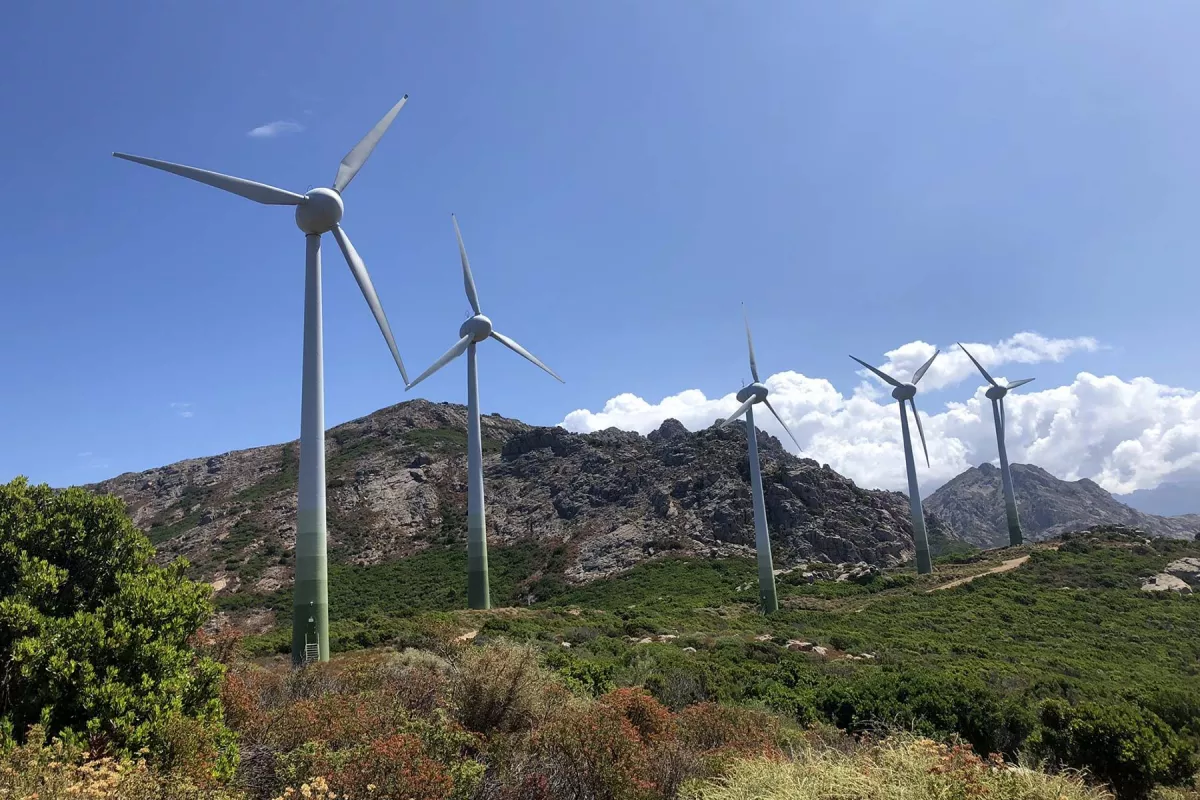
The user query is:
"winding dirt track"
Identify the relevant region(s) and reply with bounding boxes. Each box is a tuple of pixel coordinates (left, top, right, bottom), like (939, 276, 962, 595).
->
(927, 555, 1030, 593)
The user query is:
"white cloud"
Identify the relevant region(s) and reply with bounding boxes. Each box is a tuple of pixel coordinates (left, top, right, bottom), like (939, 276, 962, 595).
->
(170, 402, 195, 419)
(247, 120, 305, 138)
(561, 332, 1196, 495)
(76, 451, 92, 458)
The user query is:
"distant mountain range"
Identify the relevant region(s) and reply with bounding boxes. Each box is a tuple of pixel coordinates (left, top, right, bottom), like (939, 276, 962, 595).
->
(1117, 478, 1200, 517)
(88, 400, 952, 596)
(925, 462, 1200, 549)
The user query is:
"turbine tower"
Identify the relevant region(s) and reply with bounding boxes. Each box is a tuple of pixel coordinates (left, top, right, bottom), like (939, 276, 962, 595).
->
(718, 309, 803, 614)
(113, 98, 412, 665)
(849, 350, 939, 575)
(958, 343, 1035, 547)
(406, 215, 562, 610)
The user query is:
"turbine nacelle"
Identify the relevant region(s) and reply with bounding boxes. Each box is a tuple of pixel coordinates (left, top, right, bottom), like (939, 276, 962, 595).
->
(294, 188, 346, 235)
(736, 382, 768, 404)
(985, 385, 1008, 401)
(459, 314, 494, 343)
(891, 383, 917, 401)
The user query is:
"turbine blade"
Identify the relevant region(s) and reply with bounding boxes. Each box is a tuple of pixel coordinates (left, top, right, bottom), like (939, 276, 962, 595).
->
(331, 224, 409, 385)
(911, 349, 940, 385)
(1006, 377, 1035, 390)
(490, 331, 563, 383)
(720, 397, 756, 428)
(743, 305, 759, 383)
(849, 355, 902, 388)
(112, 153, 304, 205)
(909, 398, 930, 468)
(406, 334, 471, 391)
(452, 214, 481, 315)
(957, 343, 998, 387)
(763, 397, 802, 451)
(333, 95, 409, 193)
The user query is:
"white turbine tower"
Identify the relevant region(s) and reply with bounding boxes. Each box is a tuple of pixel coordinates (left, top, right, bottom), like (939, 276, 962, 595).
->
(406, 215, 563, 610)
(113, 98, 412, 665)
(849, 350, 939, 575)
(718, 309, 802, 614)
(958, 343, 1035, 547)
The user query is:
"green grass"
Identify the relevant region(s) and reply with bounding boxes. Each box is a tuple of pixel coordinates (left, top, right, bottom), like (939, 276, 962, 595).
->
(402, 427, 504, 454)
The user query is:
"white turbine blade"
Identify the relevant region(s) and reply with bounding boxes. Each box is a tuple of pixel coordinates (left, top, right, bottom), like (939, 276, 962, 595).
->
(490, 331, 564, 383)
(1006, 377, 1035, 390)
(406, 334, 471, 391)
(849, 355, 902, 388)
(763, 398, 802, 451)
(743, 305, 759, 382)
(333, 95, 409, 193)
(909, 398, 930, 468)
(957, 343, 998, 387)
(452, 214, 481, 315)
(331, 224, 410, 385)
(112, 153, 305, 205)
(720, 397, 756, 428)
(911, 349, 940, 385)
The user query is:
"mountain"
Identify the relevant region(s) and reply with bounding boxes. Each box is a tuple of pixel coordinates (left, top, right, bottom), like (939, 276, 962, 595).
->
(89, 399, 954, 596)
(925, 462, 1200, 548)
(1118, 477, 1200, 516)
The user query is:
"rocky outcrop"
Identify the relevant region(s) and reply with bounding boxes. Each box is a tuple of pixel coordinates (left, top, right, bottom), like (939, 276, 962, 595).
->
(925, 463, 1200, 549)
(87, 402, 957, 595)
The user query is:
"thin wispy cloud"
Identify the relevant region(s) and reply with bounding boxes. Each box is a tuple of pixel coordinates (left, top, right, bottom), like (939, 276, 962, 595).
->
(170, 402, 195, 419)
(247, 120, 305, 139)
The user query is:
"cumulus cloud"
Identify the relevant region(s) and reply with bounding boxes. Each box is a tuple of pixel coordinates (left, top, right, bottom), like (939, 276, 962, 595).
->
(170, 402, 194, 419)
(561, 332, 1194, 495)
(247, 120, 305, 138)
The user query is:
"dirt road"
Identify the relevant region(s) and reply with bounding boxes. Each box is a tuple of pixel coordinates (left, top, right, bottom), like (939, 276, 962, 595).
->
(927, 555, 1030, 593)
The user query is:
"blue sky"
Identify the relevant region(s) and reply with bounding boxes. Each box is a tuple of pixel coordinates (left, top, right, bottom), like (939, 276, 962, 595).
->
(3, 2, 1199, 493)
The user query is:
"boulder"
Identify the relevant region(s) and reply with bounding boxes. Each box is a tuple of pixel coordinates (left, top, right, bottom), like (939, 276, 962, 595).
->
(1141, 573, 1193, 593)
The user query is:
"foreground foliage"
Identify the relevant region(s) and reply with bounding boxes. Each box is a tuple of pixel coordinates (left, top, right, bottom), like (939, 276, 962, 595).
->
(0, 478, 233, 773)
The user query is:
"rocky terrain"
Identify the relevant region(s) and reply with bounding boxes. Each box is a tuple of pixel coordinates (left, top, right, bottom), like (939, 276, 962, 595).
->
(925, 462, 1200, 548)
(88, 400, 956, 596)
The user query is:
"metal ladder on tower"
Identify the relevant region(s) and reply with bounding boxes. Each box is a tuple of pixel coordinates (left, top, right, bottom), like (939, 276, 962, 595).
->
(303, 633, 319, 664)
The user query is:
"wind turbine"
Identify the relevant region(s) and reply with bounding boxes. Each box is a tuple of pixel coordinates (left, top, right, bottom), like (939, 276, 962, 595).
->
(113, 98, 412, 665)
(958, 343, 1034, 547)
(849, 350, 939, 575)
(718, 309, 802, 614)
(406, 215, 563, 610)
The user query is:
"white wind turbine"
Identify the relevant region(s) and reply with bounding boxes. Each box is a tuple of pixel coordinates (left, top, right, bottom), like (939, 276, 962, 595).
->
(849, 350, 939, 575)
(718, 309, 803, 614)
(113, 98, 411, 665)
(406, 215, 563, 610)
(958, 343, 1035, 547)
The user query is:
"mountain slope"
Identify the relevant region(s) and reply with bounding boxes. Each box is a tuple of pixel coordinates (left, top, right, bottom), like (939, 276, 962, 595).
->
(925, 462, 1200, 548)
(89, 400, 951, 596)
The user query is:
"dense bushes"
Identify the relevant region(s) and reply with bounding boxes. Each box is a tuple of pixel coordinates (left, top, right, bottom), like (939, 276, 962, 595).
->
(0, 478, 233, 775)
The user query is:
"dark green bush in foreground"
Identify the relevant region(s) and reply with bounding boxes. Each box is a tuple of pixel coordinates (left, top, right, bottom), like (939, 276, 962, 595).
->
(0, 478, 234, 776)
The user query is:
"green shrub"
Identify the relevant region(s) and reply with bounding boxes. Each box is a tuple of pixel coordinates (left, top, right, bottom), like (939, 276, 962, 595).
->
(1028, 699, 1198, 799)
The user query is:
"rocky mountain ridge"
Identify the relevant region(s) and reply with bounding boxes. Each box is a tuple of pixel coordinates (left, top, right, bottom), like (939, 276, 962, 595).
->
(89, 400, 952, 596)
(925, 462, 1200, 549)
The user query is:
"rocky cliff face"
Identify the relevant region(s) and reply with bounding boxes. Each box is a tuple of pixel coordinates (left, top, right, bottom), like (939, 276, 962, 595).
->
(925, 462, 1200, 548)
(89, 400, 946, 595)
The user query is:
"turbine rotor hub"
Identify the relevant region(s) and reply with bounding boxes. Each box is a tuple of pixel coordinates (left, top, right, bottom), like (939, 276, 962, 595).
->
(295, 188, 345, 234)
(459, 314, 493, 343)
(736, 382, 769, 404)
(985, 386, 1008, 401)
(891, 383, 917, 401)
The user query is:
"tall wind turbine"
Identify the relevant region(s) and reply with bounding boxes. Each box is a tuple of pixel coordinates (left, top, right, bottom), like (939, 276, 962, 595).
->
(113, 98, 412, 665)
(406, 215, 562, 610)
(958, 343, 1034, 547)
(849, 350, 939, 575)
(718, 309, 803, 614)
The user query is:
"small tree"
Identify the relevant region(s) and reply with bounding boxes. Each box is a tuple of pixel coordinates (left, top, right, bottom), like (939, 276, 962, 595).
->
(0, 478, 233, 776)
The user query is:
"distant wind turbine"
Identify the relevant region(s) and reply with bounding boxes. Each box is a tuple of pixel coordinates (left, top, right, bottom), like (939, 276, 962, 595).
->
(849, 350, 939, 574)
(718, 308, 803, 614)
(959, 343, 1035, 547)
(113, 98, 412, 665)
(406, 215, 563, 610)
